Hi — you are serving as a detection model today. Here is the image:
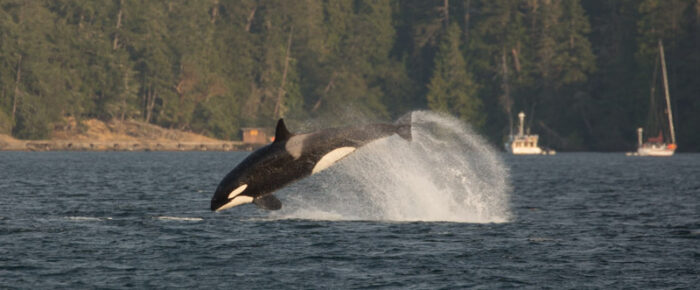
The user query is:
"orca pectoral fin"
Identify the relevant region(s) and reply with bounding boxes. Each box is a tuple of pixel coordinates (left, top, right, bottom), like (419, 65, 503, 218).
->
(253, 194, 282, 210)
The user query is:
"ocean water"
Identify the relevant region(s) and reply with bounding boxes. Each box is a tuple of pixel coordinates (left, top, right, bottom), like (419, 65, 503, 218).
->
(1, 116, 699, 288)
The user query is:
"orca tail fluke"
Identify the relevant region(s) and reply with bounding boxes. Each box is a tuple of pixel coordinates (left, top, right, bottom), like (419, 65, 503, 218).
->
(395, 112, 412, 142)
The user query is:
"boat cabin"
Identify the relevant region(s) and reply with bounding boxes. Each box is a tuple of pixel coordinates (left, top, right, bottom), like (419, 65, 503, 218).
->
(241, 128, 271, 144)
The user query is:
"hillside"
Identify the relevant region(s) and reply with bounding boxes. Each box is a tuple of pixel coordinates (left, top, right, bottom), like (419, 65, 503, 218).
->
(1, 2, 699, 151)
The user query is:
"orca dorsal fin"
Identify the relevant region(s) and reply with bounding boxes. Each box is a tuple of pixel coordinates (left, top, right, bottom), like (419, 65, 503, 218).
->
(274, 119, 292, 143)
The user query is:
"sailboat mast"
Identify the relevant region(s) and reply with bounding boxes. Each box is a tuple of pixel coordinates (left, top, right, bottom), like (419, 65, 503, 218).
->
(658, 39, 676, 144)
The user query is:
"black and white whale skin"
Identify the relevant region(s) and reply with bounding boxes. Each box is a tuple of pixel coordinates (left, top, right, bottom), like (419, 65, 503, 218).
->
(210, 116, 412, 212)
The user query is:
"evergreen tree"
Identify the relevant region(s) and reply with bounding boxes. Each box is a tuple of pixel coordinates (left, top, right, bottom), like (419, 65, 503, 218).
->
(245, 0, 306, 124)
(581, 0, 642, 150)
(470, 0, 529, 138)
(0, 0, 63, 139)
(522, 0, 595, 149)
(0, 1, 696, 150)
(306, 0, 395, 123)
(636, 0, 698, 150)
(427, 23, 483, 127)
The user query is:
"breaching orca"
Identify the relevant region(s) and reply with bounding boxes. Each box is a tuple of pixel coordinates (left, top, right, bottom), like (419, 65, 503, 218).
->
(210, 115, 412, 212)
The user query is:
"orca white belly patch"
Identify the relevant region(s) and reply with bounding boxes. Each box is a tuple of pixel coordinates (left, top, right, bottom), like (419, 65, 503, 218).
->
(312, 147, 356, 174)
(216, 195, 254, 212)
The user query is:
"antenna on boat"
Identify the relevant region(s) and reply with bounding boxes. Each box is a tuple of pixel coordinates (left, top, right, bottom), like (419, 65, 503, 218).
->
(637, 128, 643, 147)
(518, 112, 525, 137)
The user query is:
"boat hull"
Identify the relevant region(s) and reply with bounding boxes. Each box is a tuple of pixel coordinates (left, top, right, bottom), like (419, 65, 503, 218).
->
(637, 144, 675, 157)
(508, 146, 543, 155)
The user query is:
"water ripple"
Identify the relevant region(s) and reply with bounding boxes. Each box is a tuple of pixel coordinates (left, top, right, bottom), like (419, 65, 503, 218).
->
(1, 150, 699, 288)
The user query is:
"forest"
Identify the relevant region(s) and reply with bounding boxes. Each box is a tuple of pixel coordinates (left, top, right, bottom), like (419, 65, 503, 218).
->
(0, 0, 698, 151)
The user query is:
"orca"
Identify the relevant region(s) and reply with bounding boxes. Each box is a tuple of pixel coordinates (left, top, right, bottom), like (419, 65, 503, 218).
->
(210, 115, 412, 212)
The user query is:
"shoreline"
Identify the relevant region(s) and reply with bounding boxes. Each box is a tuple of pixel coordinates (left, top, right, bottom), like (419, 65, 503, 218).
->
(0, 140, 262, 152)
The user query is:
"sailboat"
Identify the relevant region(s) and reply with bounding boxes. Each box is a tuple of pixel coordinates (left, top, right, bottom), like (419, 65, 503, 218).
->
(634, 39, 677, 157)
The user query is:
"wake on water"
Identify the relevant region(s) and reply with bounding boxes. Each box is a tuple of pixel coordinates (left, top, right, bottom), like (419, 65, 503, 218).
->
(271, 111, 512, 223)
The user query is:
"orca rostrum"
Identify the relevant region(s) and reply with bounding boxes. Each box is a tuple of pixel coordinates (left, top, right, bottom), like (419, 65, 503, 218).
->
(210, 115, 412, 212)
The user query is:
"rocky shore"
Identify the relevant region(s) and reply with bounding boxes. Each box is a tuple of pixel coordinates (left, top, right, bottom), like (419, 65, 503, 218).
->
(0, 137, 258, 152)
(0, 118, 262, 152)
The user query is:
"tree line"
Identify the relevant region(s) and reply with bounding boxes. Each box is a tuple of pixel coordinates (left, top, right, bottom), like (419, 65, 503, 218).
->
(0, 0, 698, 151)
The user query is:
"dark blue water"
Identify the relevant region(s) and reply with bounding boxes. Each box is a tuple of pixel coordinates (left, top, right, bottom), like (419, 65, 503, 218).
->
(1, 152, 698, 288)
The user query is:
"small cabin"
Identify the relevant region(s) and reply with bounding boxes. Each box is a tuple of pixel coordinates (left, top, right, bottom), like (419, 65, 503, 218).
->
(512, 135, 539, 148)
(241, 128, 271, 144)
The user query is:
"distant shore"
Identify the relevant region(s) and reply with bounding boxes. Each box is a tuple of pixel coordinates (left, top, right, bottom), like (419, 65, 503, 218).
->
(0, 118, 269, 152)
(0, 138, 262, 152)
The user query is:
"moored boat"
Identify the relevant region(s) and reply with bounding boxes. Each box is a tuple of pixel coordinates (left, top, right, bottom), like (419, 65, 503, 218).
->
(505, 112, 555, 155)
(633, 39, 677, 157)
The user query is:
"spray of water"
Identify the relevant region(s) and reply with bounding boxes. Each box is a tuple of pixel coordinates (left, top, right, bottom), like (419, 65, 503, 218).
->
(272, 111, 512, 223)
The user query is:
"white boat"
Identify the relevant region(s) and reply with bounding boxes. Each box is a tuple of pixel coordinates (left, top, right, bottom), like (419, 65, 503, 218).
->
(634, 39, 677, 157)
(505, 112, 555, 155)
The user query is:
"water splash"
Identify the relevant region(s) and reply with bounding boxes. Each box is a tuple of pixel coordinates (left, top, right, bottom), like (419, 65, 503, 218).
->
(273, 111, 512, 223)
